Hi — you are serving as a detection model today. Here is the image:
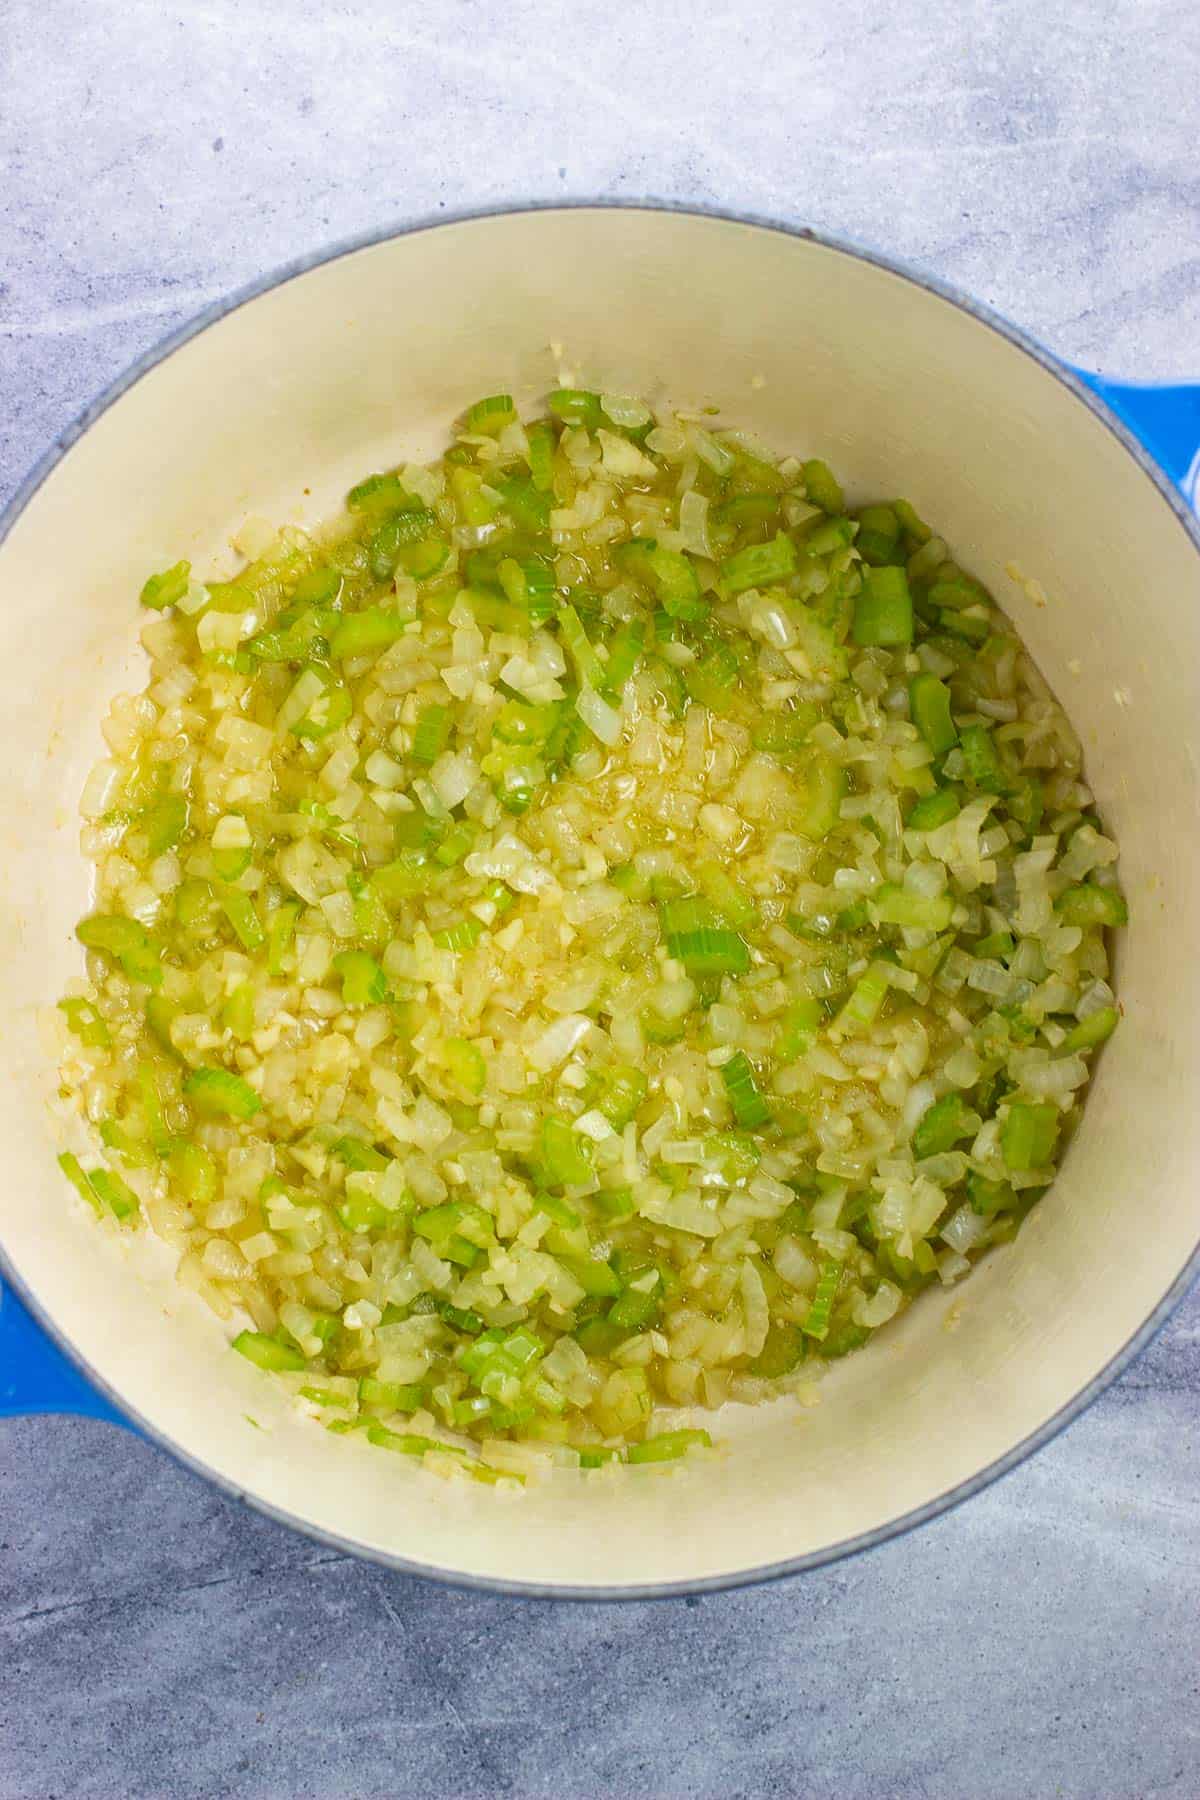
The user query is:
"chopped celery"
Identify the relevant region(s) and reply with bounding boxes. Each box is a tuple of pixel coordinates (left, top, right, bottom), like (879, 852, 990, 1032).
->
(871, 884, 954, 932)
(58, 997, 111, 1048)
(721, 533, 796, 596)
(796, 752, 846, 840)
(557, 603, 604, 689)
(541, 1117, 593, 1187)
(627, 1429, 712, 1464)
(853, 566, 913, 646)
(465, 393, 516, 435)
(1062, 1006, 1119, 1052)
(801, 1258, 842, 1340)
(184, 1066, 263, 1120)
(548, 388, 602, 430)
(234, 1330, 306, 1373)
(76, 915, 163, 989)
(58, 1151, 101, 1213)
(909, 674, 958, 755)
(140, 560, 191, 609)
(720, 1052, 771, 1128)
(802, 459, 844, 513)
(1001, 1101, 1060, 1171)
(333, 949, 389, 1006)
(410, 704, 450, 765)
(908, 788, 960, 831)
(960, 723, 1006, 794)
(1056, 884, 1128, 928)
(912, 1092, 976, 1158)
(329, 609, 410, 660)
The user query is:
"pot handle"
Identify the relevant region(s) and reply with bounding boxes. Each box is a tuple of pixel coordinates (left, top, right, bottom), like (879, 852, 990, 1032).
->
(0, 1277, 128, 1425)
(1075, 373, 1200, 510)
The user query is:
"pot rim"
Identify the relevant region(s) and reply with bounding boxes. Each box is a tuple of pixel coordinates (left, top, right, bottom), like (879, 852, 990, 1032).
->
(3, 197, 1197, 1601)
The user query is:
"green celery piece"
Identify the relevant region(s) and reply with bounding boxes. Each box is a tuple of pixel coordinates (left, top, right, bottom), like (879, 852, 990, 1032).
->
(557, 603, 604, 689)
(449, 466, 499, 528)
(142, 793, 189, 856)
(721, 533, 796, 596)
(562, 1257, 623, 1299)
(87, 1167, 139, 1221)
(796, 752, 846, 840)
(493, 698, 561, 744)
(541, 1116, 593, 1187)
(233, 1330, 306, 1373)
(368, 509, 438, 579)
(58, 997, 111, 1048)
(138, 1064, 174, 1155)
(855, 503, 901, 566)
(749, 1322, 807, 1378)
(968, 1172, 1018, 1216)
(720, 1051, 771, 1128)
(58, 1151, 101, 1213)
(218, 886, 264, 953)
(607, 1285, 660, 1333)
(834, 964, 891, 1034)
(752, 705, 819, 756)
(871, 884, 954, 932)
(548, 388, 602, 430)
(76, 915, 164, 988)
(648, 545, 706, 620)
(800, 1258, 842, 1340)
(140, 560, 191, 609)
(775, 998, 823, 1061)
(1001, 1101, 1060, 1171)
(908, 789, 960, 831)
(333, 949, 389, 1006)
(601, 619, 645, 696)
(170, 1141, 217, 1206)
(465, 393, 516, 435)
(332, 1136, 388, 1172)
(395, 537, 450, 580)
(329, 609, 410, 660)
(411, 704, 450, 765)
(959, 723, 1006, 793)
(852, 565, 913, 646)
(1062, 1006, 1119, 1053)
(909, 674, 958, 755)
(685, 642, 741, 713)
(695, 862, 756, 930)
(359, 1377, 425, 1413)
(347, 871, 392, 946)
(432, 916, 484, 953)
(598, 1067, 647, 1129)
(627, 1429, 712, 1464)
(443, 1037, 486, 1094)
(893, 498, 932, 544)
(912, 1092, 977, 1158)
(1055, 884, 1128, 928)
(266, 901, 301, 976)
(526, 421, 556, 490)
(802, 459, 844, 513)
(577, 1445, 626, 1469)
(184, 1066, 263, 1120)
(291, 679, 353, 742)
(347, 471, 413, 514)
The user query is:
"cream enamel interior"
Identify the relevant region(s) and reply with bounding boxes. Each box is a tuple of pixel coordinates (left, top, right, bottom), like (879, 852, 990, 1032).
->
(1, 209, 1197, 1592)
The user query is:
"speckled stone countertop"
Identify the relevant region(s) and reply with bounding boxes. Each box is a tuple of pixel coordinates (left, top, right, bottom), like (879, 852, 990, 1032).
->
(1, 3, 1198, 1794)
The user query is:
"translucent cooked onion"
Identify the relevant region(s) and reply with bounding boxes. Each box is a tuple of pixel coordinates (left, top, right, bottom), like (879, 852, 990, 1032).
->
(54, 386, 1125, 1475)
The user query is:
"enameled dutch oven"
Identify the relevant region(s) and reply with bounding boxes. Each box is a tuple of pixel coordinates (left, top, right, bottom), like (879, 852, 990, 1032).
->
(1, 205, 1197, 1597)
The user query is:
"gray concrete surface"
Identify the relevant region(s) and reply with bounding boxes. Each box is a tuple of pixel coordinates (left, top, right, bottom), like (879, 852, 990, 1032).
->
(1, 1, 1198, 1794)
